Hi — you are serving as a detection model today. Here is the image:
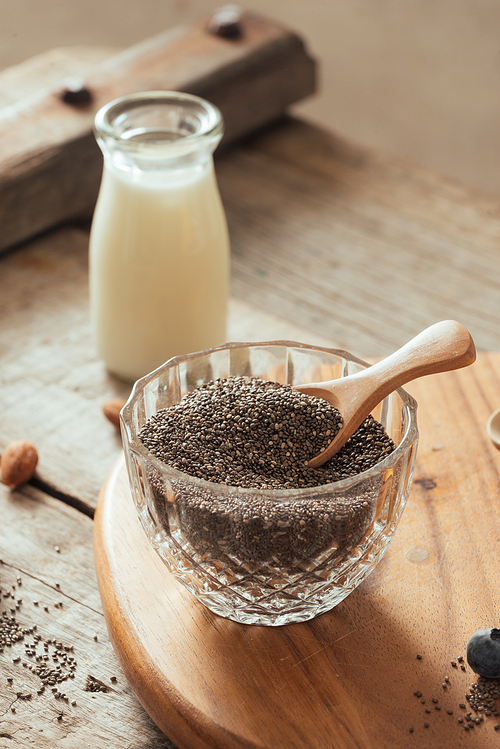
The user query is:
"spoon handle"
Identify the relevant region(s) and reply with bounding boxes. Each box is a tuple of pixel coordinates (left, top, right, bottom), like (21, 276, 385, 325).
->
(307, 320, 475, 468)
(349, 319, 476, 409)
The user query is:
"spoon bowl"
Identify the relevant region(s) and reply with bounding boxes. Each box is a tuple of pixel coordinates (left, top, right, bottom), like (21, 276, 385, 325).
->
(487, 407, 500, 450)
(296, 320, 476, 468)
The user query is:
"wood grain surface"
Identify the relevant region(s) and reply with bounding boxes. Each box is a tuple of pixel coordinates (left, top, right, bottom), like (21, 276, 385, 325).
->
(221, 118, 500, 357)
(94, 354, 500, 749)
(0, 227, 331, 512)
(0, 13, 315, 253)
(0, 480, 175, 748)
(1, 112, 500, 510)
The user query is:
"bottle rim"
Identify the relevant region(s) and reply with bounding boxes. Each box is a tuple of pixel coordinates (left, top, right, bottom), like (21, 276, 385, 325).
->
(94, 91, 224, 153)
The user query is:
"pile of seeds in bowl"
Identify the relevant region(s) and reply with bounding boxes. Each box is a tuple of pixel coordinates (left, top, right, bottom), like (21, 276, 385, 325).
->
(139, 376, 395, 490)
(159, 474, 384, 564)
(138, 376, 397, 564)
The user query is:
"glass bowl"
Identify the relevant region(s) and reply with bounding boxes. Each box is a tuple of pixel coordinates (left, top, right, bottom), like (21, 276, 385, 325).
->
(120, 341, 418, 626)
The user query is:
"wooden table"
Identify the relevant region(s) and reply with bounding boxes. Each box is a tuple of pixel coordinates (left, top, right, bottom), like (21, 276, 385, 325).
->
(2, 103, 500, 747)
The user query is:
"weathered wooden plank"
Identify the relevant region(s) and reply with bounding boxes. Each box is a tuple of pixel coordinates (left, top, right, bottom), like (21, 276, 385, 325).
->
(0, 12, 315, 252)
(0, 47, 116, 109)
(0, 480, 176, 748)
(219, 118, 500, 357)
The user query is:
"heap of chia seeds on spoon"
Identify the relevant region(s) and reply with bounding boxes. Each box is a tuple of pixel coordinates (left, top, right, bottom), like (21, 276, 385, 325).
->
(139, 376, 395, 489)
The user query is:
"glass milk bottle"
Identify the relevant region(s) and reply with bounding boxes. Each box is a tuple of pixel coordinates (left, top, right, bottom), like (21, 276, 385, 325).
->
(89, 91, 230, 382)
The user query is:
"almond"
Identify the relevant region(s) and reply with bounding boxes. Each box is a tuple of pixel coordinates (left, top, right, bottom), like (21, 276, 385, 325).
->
(1, 440, 39, 489)
(102, 398, 127, 430)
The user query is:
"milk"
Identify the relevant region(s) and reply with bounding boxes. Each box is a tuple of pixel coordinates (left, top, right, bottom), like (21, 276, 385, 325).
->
(89, 158, 230, 382)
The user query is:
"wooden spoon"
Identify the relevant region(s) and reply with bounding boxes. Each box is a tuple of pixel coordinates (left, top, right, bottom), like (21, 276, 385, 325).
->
(295, 320, 476, 468)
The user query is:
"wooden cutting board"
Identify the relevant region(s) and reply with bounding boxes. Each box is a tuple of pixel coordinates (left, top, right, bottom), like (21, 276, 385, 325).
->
(94, 352, 500, 749)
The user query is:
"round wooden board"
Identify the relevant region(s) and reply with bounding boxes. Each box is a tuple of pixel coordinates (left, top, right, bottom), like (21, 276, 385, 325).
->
(95, 458, 382, 749)
(94, 356, 500, 749)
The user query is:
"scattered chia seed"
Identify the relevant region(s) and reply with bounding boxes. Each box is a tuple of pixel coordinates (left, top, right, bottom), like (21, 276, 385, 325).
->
(467, 675, 500, 713)
(85, 675, 110, 693)
(139, 376, 396, 564)
(1, 579, 79, 704)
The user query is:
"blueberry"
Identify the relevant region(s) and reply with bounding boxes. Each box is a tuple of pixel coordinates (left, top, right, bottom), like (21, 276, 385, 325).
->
(466, 628, 500, 678)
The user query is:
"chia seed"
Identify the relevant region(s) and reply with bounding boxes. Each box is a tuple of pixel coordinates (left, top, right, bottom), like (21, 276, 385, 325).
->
(138, 376, 396, 565)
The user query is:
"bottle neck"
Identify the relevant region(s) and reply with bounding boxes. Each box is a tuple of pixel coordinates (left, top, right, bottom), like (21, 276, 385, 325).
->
(100, 144, 214, 182)
(94, 91, 223, 179)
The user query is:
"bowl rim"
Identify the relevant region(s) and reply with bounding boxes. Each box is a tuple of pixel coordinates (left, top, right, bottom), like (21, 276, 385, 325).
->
(120, 340, 419, 497)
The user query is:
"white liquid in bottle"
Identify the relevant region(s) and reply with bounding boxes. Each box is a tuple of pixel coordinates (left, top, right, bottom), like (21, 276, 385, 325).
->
(89, 92, 230, 382)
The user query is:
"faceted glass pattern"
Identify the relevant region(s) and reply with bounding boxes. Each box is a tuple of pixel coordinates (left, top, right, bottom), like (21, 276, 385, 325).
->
(121, 341, 418, 626)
